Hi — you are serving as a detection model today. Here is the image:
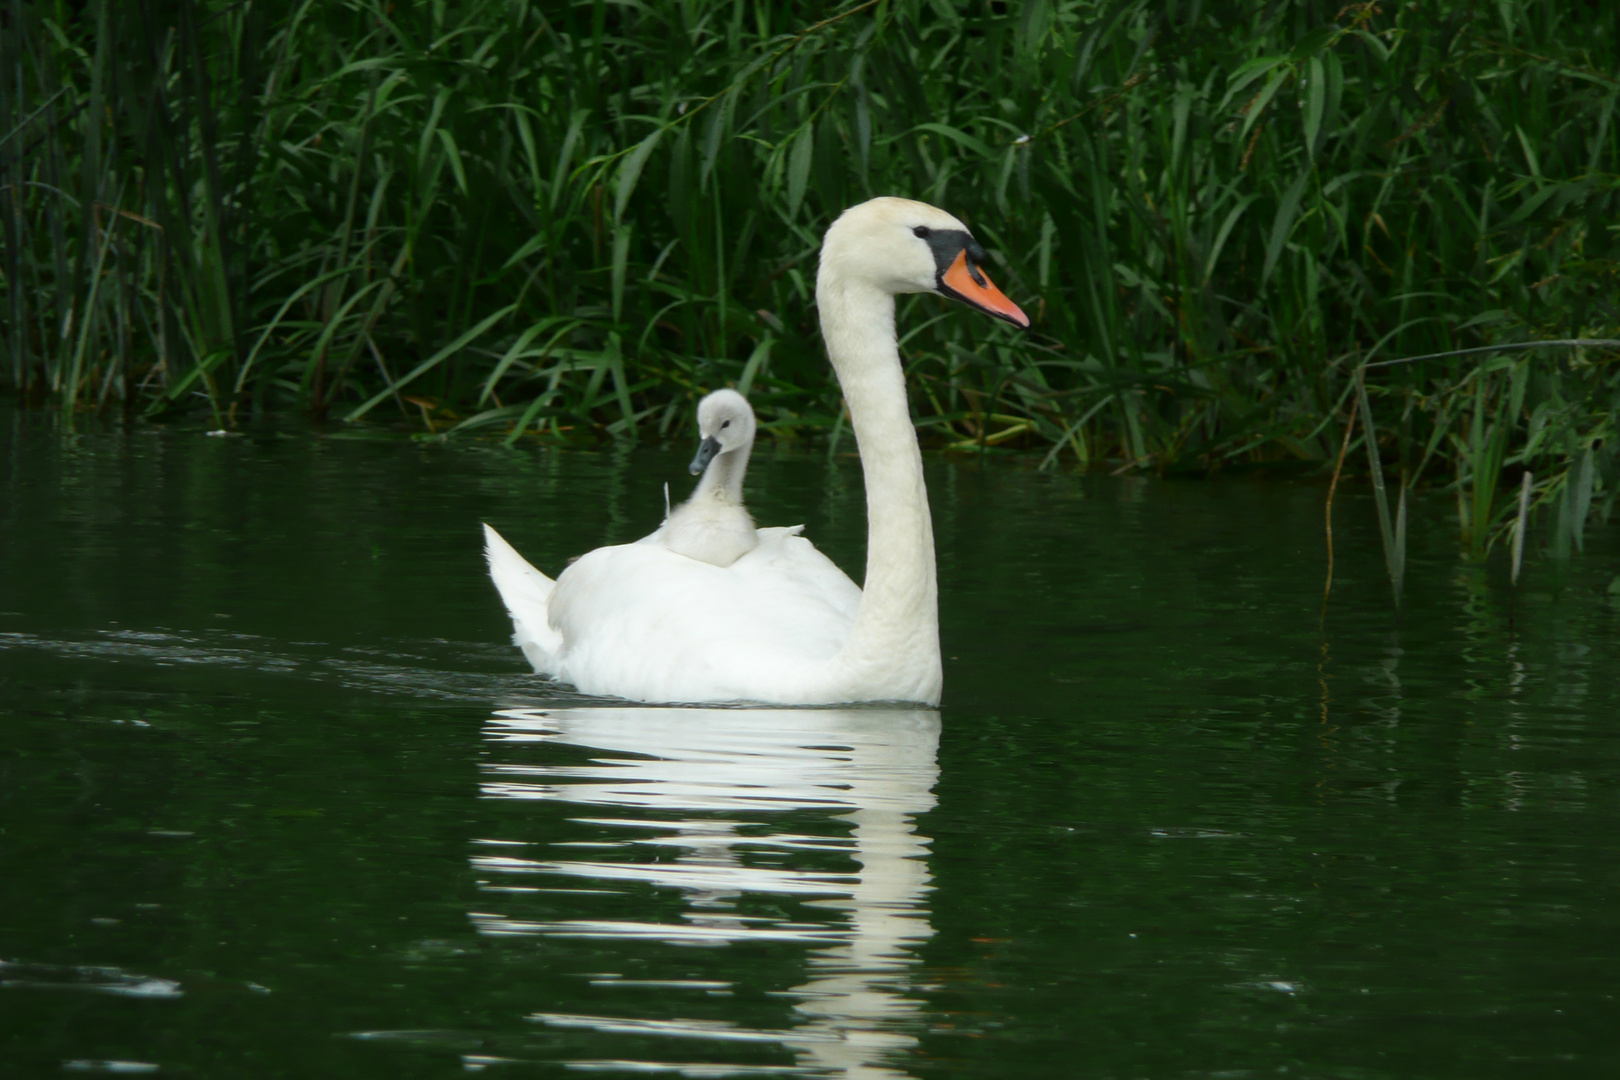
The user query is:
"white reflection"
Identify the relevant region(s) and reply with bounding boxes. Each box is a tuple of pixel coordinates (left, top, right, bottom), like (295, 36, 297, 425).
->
(474, 706, 940, 1078)
(0, 960, 182, 999)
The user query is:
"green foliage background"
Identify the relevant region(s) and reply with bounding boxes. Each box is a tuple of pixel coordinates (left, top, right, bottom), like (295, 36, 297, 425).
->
(3, 0, 1619, 562)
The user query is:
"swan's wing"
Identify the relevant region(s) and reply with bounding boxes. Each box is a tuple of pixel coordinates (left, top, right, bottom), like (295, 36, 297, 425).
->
(545, 536, 860, 703)
(733, 528, 862, 624)
(482, 523, 563, 676)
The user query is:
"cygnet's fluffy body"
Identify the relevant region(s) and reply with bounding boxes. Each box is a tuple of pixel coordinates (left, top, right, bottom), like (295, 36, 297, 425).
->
(660, 389, 758, 567)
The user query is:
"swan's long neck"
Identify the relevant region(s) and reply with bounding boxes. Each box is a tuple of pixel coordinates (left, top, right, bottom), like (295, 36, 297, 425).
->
(692, 442, 751, 505)
(818, 278, 941, 701)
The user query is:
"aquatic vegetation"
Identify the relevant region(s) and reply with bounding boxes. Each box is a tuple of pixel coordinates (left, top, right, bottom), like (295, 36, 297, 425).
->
(3, 0, 1617, 580)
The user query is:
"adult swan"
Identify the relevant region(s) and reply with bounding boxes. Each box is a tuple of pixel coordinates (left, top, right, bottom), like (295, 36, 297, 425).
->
(483, 197, 1029, 705)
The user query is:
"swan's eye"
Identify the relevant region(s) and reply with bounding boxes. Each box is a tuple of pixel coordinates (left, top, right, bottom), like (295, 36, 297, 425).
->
(720, 420, 730, 429)
(913, 226, 931, 238)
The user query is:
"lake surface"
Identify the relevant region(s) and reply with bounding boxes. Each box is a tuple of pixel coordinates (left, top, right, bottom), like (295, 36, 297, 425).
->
(3, 405, 1619, 1078)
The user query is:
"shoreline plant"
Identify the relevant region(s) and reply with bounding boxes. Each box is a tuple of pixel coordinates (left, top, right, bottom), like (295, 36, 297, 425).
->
(3, 0, 1617, 584)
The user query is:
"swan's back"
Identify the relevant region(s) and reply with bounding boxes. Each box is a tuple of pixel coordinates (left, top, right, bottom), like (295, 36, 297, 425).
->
(549, 526, 861, 702)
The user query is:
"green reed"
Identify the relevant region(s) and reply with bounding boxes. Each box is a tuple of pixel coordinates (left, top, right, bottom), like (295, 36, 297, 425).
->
(3, 0, 1617, 579)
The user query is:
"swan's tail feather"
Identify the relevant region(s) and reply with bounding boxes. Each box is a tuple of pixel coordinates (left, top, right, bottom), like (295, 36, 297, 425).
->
(482, 523, 564, 676)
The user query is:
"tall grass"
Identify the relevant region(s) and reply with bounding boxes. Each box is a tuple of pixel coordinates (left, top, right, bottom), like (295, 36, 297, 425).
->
(3, 0, 1618, 576)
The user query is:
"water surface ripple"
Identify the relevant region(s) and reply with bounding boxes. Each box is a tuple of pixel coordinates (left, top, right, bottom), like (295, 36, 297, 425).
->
(3, 409, 1619, 1077)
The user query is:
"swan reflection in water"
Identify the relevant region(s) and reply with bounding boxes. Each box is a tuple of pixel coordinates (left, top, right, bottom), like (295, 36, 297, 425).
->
(471, 706, 940, 1077)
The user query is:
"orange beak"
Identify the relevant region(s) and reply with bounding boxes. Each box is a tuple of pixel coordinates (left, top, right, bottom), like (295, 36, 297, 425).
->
(940, 250, 1029, 329)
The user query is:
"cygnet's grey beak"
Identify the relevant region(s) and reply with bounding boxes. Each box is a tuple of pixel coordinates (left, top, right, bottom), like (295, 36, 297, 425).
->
(689, 436, 722, 475)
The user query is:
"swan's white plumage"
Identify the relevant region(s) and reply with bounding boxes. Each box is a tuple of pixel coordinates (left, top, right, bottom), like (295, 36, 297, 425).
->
(485, 522, 861, 703)
(482, 523, 561, 673)
(550, 525, 860, 702)
(484, 196, 1025, 705)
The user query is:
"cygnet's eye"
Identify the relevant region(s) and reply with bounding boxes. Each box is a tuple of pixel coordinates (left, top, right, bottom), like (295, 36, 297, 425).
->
(913, 226, 931, 238)
(720, 420, 731, 429)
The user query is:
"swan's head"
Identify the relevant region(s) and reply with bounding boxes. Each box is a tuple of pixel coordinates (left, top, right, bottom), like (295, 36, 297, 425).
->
(688, 388, 756, 474)
(818, 197, 1029, 329)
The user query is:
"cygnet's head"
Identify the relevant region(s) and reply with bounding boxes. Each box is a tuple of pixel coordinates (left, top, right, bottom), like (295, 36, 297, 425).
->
(688, 388, 756, 475)
(818, 196, 1029, 329)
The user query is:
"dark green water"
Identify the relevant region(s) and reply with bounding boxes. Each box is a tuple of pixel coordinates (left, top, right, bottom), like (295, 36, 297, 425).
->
(4, 407, 1619, 1078)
